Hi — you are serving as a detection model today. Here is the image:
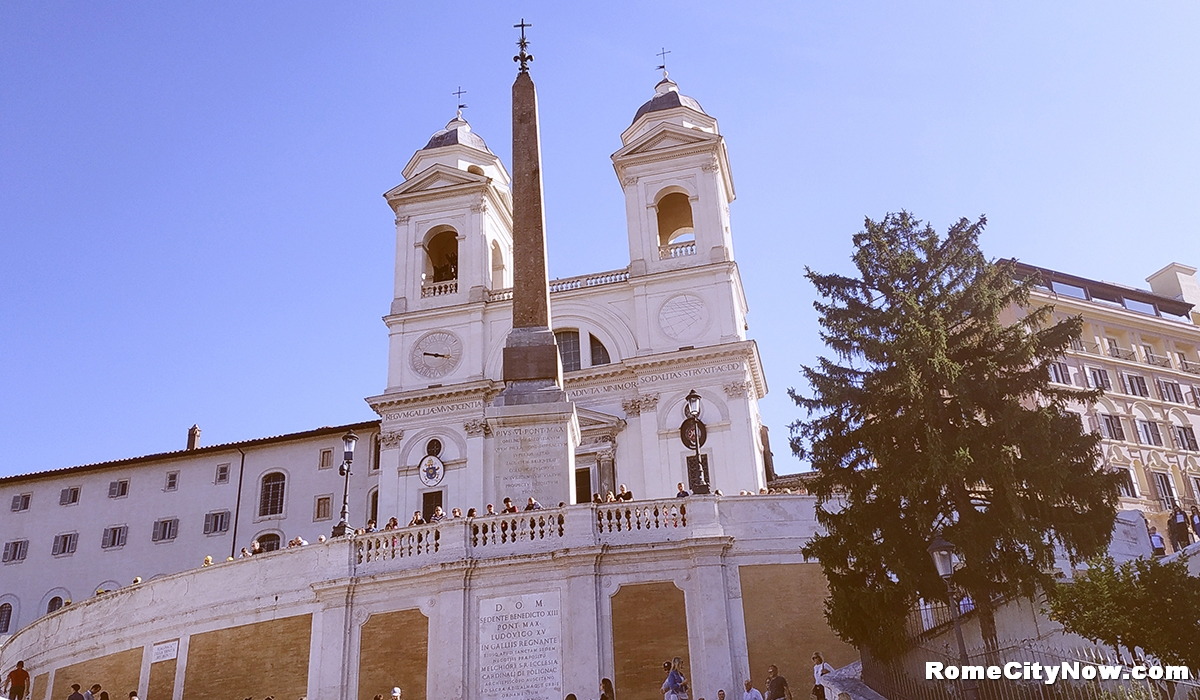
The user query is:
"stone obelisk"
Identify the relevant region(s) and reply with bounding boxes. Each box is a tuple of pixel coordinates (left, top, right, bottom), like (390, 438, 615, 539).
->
(487, 22, 580, 506)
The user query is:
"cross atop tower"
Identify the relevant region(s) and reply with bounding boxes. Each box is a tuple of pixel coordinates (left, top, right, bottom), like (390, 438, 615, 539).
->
(656, 47, 671, 75)
(513, 18, 534, 73)
(453, 86, 468, 114)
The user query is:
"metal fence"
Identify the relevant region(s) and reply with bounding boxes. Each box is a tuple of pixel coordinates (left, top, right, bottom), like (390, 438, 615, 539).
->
(862, 639, 1200, 700)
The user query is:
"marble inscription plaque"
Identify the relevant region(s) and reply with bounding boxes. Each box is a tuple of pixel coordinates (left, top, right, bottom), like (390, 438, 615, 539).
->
(493, 423, 571, 504)
(478, 591, 562, 700)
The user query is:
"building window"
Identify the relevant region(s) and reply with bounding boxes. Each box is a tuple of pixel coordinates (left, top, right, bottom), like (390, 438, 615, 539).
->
(1124, 374, 1149, 397)
(10, 494, 30, 512)
(59, 487, 80, 506)
(590, 334, 611, 366)
(52, 533, 78, 556)
(46, 597, 63, 614)
(1088, 368, 1112, 391)
(319, 448, 334, 469)
(102, 526, 128, 549)
(215, 464, 230, 484)
(257, 533, 281, 552)
(259, 472, 286, 517)
(1152, 472, 1177, 508)
(164, 472, 179, 491)
(315, 495, 332, 521)
(0, 602, 11, 633)
(108, 479, 129, 498)
(1114, 469, 1137, 499)
(204, 510, 230, 534)
(1137, 420, 1163, 447)
(1175, 426, 1199, 452)
(2, 540, 28, 562)
(152, 519, 179, 542)
(1049, 362, 1070, 385)
(1159, 381, 1184, 403)
(1099, 414, 1126, 441)
(555, 330, 581, 372)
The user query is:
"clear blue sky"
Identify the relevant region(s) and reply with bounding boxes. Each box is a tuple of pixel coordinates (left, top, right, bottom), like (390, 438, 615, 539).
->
(2, 2, 1198, 478)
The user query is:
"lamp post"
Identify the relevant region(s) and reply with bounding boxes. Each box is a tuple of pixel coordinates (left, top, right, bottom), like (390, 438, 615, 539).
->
(680, 389, 710, 494)
(331, 430, 359, 538)
(927, 534, 979, 700)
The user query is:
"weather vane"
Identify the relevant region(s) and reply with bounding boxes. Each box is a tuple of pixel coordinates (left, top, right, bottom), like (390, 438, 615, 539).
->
(453, 86, 468, 116)
(656, 47, 671, 74)
(514, 18, 534, 72)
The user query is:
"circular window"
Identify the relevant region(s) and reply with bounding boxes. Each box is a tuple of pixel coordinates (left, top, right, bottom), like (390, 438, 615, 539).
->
(426, 439, 443, 457)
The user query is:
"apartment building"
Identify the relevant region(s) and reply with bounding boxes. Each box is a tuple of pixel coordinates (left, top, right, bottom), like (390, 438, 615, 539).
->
(1015, 261, 1200, 544)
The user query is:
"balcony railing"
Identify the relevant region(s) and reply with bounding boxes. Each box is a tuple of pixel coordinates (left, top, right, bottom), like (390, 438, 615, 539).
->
(659, 240, 696, 259)
(421, 280, 458, 298)
(1107, 345, 1137, 361)
(1144, 352, 1172, 368)
(1182, 358, 1200, 375)
(485, 267, 630, 303)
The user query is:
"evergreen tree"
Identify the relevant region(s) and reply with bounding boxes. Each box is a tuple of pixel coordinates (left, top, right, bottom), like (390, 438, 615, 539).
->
(792, 212, 1120, 659)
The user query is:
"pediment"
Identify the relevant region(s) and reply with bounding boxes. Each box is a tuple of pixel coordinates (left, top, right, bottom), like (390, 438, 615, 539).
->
(577, 406, 626, 433)
(613, 123, 719, 160)
(384, 164, 487, 200)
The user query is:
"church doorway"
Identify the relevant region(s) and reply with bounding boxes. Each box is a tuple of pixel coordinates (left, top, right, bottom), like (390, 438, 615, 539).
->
(422, 490, 443, 521)
(575, 467, 592, 505)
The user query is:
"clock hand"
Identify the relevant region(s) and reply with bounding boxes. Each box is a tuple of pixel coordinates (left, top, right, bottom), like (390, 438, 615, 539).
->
(424, 352, 452, 359)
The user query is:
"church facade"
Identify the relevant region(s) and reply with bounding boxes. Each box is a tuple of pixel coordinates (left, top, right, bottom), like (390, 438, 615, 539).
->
(0, 59, 853, 700)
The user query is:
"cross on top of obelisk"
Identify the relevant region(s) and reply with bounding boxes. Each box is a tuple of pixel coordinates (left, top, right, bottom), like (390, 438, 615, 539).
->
(514, 19, 534, 72)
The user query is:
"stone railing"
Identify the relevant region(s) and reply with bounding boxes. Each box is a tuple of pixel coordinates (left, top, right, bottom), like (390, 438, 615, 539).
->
(348, 496, 813, 575)
(470, 511, 566, 549)
(659, 240, 696, 259)
(595, 500, 686, 533)
(421, 280, 458, 298)
(548, 268, 630, 292)
(355, 527, 441, 564)
(487, 288, 514, 302)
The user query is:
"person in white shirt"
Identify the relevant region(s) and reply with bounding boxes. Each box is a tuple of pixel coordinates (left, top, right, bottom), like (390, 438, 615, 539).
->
(812, 652, 835, 700)
(743, 679, 764, 700)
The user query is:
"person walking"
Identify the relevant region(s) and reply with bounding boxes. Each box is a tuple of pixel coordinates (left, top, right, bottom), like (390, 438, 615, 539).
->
(663, 657, 689, 700)
(743, 679, 764, 700)
(811, 653, 834, 700)
(67, 684, 85, 700)
(3, 660, 30, 700)
(765, 665, 791, 700)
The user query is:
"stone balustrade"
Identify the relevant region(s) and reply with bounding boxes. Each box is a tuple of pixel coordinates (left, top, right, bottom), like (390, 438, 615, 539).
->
(659, 240, 697, 259)
(420, 280, 458, 298)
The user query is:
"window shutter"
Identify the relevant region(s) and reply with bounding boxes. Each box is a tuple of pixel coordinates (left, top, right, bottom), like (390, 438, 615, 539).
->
(52, 536, 62, 555)
(204, 513, 214, 534)
(152, 523, 161, 542)
(117, 527, 126, 546)
(10, 495, 21, 512)
(59, 489, 70, 505)
(170, 519, 178, 539)
(103, 528, 112, 548)
(1118, 372, 1128, 393)
(2, 542, 11, 562)
(109, 481, 119, 497)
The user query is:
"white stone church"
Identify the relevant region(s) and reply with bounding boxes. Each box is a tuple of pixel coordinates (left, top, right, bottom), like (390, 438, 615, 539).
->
(0, 62, 853, 700)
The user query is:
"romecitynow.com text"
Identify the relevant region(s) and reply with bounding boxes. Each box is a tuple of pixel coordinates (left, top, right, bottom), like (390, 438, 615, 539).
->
(926, 662, 1190, 684)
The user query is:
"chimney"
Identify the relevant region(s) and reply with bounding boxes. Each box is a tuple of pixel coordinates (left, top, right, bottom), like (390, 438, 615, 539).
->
(187, 424, 201, 450)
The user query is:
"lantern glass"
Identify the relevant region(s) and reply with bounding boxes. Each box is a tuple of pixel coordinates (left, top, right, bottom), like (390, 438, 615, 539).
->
(343, 431, 359, 461)
(684, 390, 702, 419)
(927, 535, 956, 579)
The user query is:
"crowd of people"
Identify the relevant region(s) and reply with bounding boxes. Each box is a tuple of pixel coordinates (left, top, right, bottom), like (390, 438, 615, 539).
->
(559, 653, 840, 700)
(0, 672, 140, 700)
(1148, 504, 1200, 557)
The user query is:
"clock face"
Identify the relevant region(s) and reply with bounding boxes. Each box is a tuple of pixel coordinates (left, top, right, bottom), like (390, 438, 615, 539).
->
(410, 330, 463, 379)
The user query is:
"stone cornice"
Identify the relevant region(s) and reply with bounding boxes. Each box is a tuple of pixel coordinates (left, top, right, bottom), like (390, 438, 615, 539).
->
(386, 180, 514, 230)
(365, 380, 496, 414)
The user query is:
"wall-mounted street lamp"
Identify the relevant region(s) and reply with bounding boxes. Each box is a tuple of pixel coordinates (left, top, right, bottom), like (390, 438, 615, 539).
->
(680, 390, 710, 494)
(331, 430, 359, 538)
(927, 534, 979, 700)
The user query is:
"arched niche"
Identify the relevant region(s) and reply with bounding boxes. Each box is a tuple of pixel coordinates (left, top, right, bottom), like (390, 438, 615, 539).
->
(654, 189, 695, 247)
(424, 226, 459, 283)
